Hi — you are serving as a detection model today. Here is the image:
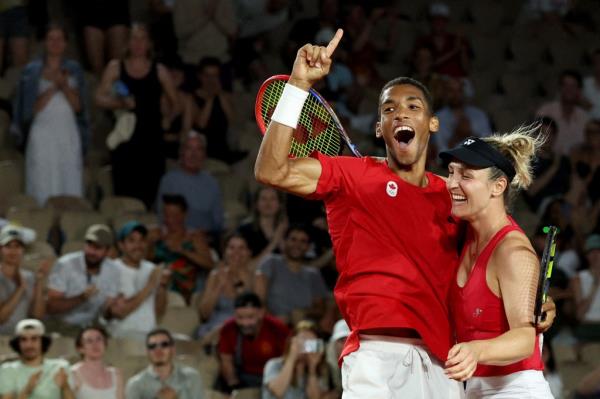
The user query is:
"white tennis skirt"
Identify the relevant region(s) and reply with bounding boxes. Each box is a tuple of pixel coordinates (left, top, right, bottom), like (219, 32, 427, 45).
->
(466, 370, 554, 398)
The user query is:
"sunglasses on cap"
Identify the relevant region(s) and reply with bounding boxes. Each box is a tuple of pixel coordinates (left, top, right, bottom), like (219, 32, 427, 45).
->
(147, 340, 173, 350)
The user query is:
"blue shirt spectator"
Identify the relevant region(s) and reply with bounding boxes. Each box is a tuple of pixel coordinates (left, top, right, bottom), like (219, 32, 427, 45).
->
(156, 132, 224, 234)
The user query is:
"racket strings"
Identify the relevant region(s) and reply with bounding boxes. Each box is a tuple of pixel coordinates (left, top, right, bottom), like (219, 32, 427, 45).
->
(260, 80, 343, 157)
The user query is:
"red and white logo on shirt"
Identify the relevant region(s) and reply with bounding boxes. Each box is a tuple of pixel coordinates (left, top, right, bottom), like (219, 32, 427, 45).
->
(386, 181, 398, 197)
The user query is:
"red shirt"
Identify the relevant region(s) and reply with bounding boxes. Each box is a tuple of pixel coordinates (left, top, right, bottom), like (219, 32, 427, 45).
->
(309, 154, 460, 362)
(450, 219, 544, 376)
(218, 314, 290, 376)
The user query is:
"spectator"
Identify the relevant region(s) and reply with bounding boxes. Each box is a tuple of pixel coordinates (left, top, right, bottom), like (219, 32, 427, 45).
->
(0, 225, 49, 335)
(126, 328, 205, 399)
(193, 57, 245, 163)
(106, 221, 169, 340)
(197, 233, 255, 339)
(11, 24, 89, 206)
(581, 49, 598, 110)
(150, 194, 215, 302)
(156, 131, 225, 236)
(95, 23, 179, 209)
(232, 0, 288, 83)
(262, 319, 332, 399)
(285, 0, 340, 72)
(70, 326, 125, 399)
(148, 0, 178, 64)
(434, 76, 492, 152)
(325, 319, 350, 395)
(0, 1, 30, 71)
(255, 226, 330, 323)
(524, 116, 572, 211)
(536, 69, 590, 153)
(173, 0, 236, 65)
(572, 234, 600, 345)
(217, 292, 289, 394)
(0, 319, 73, 399)
(238, 186, 288, 262)
(570, 119, 600, 204)
(341, 4, 385, 77)
(71, 0, 130, 76)
(161, 57, 195, 162)
(46, 224, 119, 336)
(414, 2, 473, 78)
(410, 45, 445, 111)
(583, 49, 600, 119)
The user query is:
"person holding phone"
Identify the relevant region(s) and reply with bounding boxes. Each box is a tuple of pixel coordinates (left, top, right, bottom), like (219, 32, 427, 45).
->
(262, 320, 334, 399)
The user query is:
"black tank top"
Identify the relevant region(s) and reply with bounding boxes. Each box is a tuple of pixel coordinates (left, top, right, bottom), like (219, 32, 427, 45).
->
(120, 60, 163, 150)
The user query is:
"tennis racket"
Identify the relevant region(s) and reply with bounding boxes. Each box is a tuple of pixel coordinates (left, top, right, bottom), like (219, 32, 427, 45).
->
(254, 74, 361, 158)
(534, 225, 559, 326)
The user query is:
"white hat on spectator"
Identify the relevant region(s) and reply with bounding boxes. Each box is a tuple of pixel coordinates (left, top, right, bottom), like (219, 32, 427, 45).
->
(14, 319, 45, 336)
(331, 319, 350, 342)
(0, 224, 25, 246)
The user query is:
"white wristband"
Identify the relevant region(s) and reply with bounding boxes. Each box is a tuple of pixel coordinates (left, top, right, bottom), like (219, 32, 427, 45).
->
(270, 83, 309, 129)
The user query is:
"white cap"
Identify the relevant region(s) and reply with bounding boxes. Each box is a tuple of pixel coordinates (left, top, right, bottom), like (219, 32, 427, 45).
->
(331, 319, 350, 342)
(14, 319, 45, 336)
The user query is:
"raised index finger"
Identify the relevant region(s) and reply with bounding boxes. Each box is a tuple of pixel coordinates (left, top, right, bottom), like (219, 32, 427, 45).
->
(326, 28, 344, 57)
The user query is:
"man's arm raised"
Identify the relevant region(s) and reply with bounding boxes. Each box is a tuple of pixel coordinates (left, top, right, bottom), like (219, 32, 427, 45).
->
(254, 29, 343, 197)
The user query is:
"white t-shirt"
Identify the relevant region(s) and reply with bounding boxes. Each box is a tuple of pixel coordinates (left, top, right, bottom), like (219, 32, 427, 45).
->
(578, 269, 600, 322)
(108, 259, 158, 340)
(584, 76, 600, 119)
(48, 251, 119, 326)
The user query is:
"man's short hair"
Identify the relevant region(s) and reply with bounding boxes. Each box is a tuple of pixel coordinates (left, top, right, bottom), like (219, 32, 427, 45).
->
(162, 194, 188, 213)
(234, 292, 262, 309)
(284, 224, 312, 240)
(197, 56, 221, 73)
(559, 69, 583, 88)
(379, 77, 434, 116)
(146, 328, 174, 346)
(181, 130, 208, 147)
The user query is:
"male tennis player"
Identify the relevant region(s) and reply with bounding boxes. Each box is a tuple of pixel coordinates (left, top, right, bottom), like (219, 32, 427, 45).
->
(255, 30, 553, 398)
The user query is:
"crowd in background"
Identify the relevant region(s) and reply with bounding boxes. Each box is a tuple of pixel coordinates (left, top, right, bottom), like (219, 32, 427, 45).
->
(0, 0, 599, 398)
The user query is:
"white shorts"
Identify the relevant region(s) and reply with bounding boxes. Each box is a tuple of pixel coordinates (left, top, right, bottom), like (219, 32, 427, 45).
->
(341, 335, 465, 399)
(466, 370, 554, 398)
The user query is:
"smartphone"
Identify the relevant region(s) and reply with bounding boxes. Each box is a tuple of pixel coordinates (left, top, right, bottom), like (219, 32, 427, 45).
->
(302, 338, 324, 353)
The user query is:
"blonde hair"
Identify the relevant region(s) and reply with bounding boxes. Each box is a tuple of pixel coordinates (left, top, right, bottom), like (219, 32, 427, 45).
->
(482, 122, 546, 206)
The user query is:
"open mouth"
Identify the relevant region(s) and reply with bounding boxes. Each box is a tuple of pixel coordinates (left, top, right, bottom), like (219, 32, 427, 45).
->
(394, 126, 415, 146)
(451, 193, 467, 203)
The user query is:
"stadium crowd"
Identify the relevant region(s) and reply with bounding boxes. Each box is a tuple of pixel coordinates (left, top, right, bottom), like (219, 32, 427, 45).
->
(0, 0, 599, 398)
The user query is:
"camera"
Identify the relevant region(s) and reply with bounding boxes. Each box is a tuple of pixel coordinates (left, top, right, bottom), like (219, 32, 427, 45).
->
(302, 338, 324, 353)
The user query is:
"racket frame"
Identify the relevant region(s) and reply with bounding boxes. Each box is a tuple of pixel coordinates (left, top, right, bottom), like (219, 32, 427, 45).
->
(534, 225, 559, 326)
(255, 74, 362, 157)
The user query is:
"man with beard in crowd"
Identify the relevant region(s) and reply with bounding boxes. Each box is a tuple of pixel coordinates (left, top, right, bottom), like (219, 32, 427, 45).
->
(217, 292, 289, 394)
(47, 224, 120, 335)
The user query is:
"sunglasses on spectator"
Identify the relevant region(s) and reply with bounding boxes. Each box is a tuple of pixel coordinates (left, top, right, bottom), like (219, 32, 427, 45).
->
(147, 341, 172, 350)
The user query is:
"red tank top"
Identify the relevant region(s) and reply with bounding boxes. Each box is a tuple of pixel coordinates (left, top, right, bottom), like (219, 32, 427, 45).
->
(449, 218, 544, 376)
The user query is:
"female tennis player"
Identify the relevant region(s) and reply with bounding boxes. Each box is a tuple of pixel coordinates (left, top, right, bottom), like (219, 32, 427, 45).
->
(441, 131, 554, 398)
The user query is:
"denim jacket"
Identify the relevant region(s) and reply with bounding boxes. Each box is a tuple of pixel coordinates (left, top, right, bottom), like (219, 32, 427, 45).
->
(10, 57, 90, 153)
